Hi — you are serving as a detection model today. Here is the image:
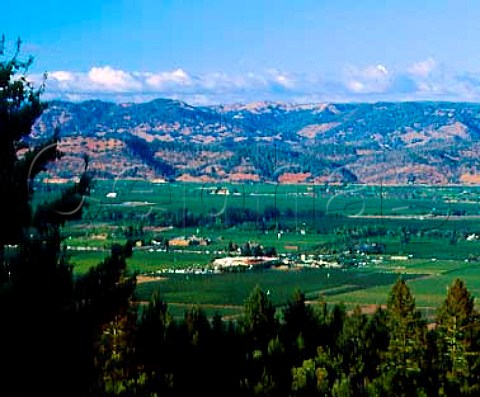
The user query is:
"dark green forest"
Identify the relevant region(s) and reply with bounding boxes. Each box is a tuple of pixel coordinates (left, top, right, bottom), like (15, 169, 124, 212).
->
(3, 44, 480, 396)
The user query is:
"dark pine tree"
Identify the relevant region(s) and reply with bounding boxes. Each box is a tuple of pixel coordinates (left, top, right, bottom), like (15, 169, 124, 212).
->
(0, 40, 136, 396)
(376, 278, 428, 396)
(436, 278, 480, 395)
(0, 38, 77, 396)
(239, 285, 277, 394)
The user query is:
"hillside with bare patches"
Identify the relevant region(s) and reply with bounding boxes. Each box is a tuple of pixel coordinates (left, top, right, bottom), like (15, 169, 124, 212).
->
(32, 99, 480, 184)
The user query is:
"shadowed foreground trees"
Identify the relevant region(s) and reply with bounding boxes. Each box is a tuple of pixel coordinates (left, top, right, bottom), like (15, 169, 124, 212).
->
(94, 277, 479, 397)
(0, 41, 136, 396)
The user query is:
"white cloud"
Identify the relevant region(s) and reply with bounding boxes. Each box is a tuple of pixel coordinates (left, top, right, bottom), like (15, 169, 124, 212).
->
(407, 58, 436, 77)
(36, 61, 480, 104)
(88, 66, 141, 91)
(197, 72, 239, 90)
(50, 71, 74, 82)
(376, 65, 388, 75)
(146, 68, 192, 88)
(344, 64, 391, 94)
(266, 69, 296, 89)
(347, 81, 365, 93)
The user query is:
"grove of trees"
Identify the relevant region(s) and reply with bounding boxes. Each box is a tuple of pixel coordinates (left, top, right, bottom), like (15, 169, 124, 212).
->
(88, 278, 480, 396)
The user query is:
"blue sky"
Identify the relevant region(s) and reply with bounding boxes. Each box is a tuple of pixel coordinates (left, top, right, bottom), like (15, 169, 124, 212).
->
(3, 0, 480, 104)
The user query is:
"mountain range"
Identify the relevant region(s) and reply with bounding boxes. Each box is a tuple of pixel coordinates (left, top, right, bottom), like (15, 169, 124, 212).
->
(32, 99, 480, 185)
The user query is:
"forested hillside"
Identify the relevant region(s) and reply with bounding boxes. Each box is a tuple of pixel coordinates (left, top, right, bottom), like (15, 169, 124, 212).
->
(34, 99, 480, 184)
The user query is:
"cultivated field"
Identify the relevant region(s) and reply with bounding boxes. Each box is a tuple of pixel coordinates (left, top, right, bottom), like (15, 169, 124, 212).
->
(36, 180, 480, 318)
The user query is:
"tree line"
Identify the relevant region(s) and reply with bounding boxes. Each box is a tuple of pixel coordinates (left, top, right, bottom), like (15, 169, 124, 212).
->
(94, 277, 480, 397)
